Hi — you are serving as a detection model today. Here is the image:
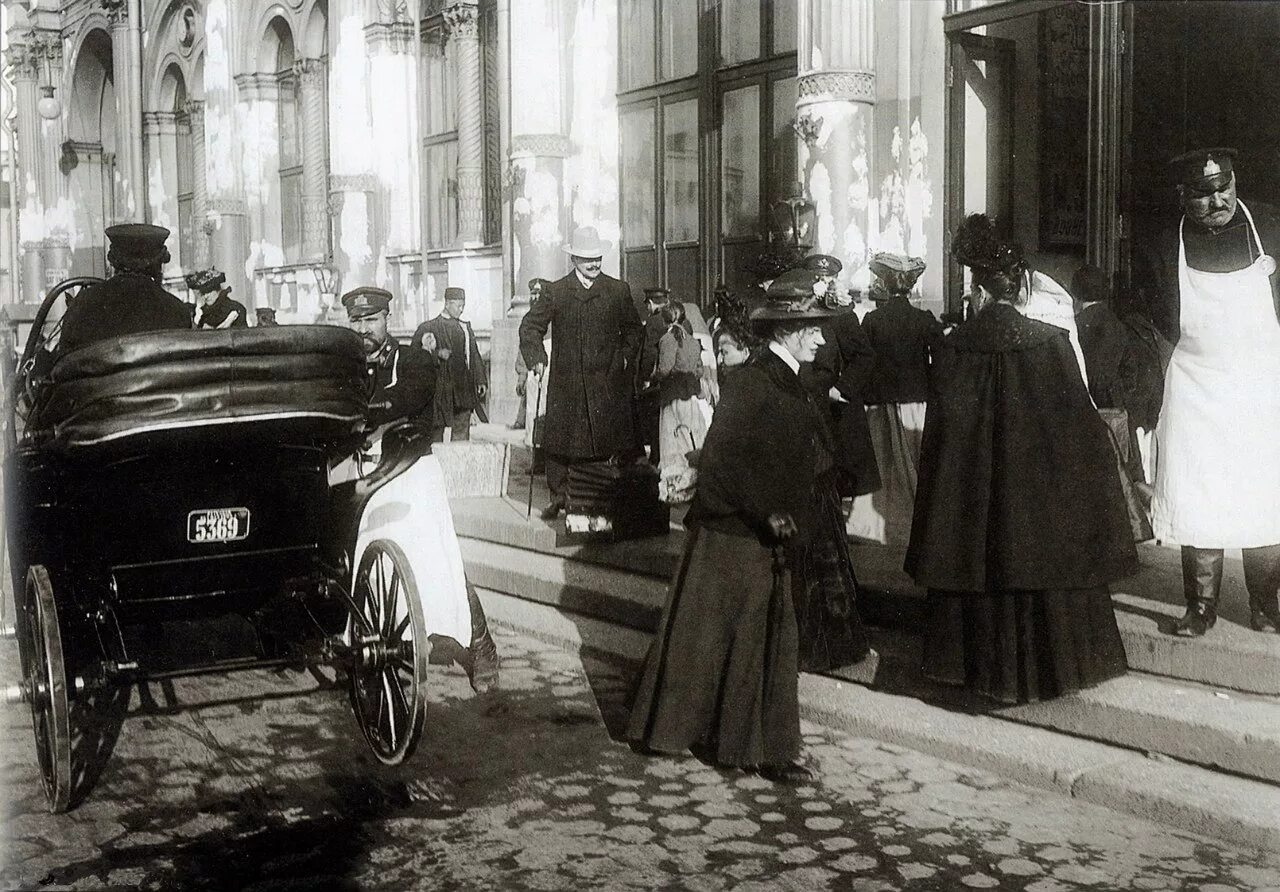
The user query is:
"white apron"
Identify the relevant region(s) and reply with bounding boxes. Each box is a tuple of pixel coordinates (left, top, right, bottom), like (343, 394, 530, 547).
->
(1151, 200, 1280, 547)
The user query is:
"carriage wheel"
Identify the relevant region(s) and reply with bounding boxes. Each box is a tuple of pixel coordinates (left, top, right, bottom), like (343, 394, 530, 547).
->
(24, 566, 72, 812)
(347, 540, 429, 765)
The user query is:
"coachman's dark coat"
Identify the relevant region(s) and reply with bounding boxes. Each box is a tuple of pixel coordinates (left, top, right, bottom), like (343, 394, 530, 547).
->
(799, 312, 881, 498)
(365, 338, 438, 429)
(518, 271, 643, 458)
(905, 304, 1138, 593)
(58, 273, 193, 355)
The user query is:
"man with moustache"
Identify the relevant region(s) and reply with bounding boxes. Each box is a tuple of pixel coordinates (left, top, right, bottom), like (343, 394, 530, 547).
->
(1136, 148, 1280, 636)
(518, 226, 643, 520)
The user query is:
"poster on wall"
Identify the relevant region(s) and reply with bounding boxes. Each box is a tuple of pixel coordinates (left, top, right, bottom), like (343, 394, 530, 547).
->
(1039, 3, 1089, 250)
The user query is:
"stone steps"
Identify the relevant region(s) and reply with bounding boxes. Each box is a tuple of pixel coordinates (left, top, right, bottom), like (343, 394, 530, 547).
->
(452, 499, 1280, 695)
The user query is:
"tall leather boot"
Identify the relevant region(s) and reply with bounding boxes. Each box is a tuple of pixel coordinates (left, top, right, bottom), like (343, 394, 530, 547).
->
(466, 582, 500, 693)
(1176, 546, 1222, 637)
(1243, 544, 1280, 633)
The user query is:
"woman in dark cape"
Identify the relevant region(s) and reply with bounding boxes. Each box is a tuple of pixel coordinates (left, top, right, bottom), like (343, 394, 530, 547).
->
(627, 269, 868, 782)
(905, 215, 1137, 704)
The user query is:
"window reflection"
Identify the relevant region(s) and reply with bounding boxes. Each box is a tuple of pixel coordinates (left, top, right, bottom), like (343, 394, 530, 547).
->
(664, 99, 699, 242)
(621, 0, 657, 89)
(622, 107, 657, 246)
(721, 86, 761, 236)
(661, 0, 698, 80)
(720, 0, 761, 65)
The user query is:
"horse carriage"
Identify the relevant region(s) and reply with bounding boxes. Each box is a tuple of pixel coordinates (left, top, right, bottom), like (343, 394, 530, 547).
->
(3, 277, 461, 812)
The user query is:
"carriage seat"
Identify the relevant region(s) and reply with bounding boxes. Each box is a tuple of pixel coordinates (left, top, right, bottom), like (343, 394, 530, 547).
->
(27, 326, 369, 458)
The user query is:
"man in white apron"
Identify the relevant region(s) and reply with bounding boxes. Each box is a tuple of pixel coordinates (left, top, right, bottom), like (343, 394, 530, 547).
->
(1146, 148, 1280, 636)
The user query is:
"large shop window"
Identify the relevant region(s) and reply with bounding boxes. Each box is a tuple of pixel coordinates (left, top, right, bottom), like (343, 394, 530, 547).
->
(618, 0, 797, 307)
(945, 0, 1093, 311)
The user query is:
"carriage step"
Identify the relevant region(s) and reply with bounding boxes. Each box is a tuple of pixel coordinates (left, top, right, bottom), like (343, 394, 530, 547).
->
(0, 623, 15, 640)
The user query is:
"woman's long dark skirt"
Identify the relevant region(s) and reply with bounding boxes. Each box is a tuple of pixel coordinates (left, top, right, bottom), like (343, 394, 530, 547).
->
(791, 475, 871, 672)
(922, 587, 1128, 705)
(626, 526, 801, 769)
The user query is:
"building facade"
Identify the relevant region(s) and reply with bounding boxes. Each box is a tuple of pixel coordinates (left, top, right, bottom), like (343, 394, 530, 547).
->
(2, 0, 1274, 423)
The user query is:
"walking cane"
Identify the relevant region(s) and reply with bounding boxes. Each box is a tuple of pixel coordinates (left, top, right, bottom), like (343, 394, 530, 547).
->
(526, 368, 544, 520)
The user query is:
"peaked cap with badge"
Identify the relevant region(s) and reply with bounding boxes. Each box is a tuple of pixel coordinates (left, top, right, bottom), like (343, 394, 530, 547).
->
(341, 286, 393, 319)
(1170, 147, 1237, 196)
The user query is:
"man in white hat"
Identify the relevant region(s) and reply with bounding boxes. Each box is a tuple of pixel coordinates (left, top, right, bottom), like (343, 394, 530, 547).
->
(518, 226, 643, 519)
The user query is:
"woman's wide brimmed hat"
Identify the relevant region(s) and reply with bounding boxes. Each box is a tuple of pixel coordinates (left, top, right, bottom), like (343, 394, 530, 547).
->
(750, 267, 851, 323)
(868, 252, 926, 298)
(561, 226, 611, 257)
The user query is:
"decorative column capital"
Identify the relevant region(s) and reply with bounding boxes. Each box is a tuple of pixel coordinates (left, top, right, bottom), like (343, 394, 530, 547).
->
(443, 1, 480, 41)
(364, 22, 416, 54)
(233, 72, 282, 102)
(292, 57, 326, 88)
(182, 98, 205, 121)
(10, 28, 62, 78)
(797, 70, 876, 107)
(142, 110, 180, 136)
(100, 0, 129, 27)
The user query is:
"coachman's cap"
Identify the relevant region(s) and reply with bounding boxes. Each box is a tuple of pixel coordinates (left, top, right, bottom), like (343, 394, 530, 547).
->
(443, 286, 467, 302)
(341, 286, 393, 319)
(643, 286, 672, 302)
(105, 223, 171, 270)
(801, 253, 844, 277)
(184, 268, 227, 294)
(750, 268, 849, 323)
(1170, 147, 1237, 195)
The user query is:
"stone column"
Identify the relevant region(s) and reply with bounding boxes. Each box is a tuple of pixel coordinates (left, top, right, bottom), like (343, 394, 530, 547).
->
(104, 0, 146, 221)
(201, 0, 250, 306)
(295, 58, 329, 261)
(7, 33, 45, 303)
(142, 110, 181, 276)
(797, 0, 875, 289)
(445, 0, 484, 247)
(184, 99, 211, 268)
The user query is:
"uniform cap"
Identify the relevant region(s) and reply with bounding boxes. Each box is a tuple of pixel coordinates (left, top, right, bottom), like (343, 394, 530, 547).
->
(341, 286, 393, 319)
(443, 286, 466, 303)
(801, 253, 844, 277)
(1170, 147, 1237, 195)
(105, 223, 171, 270)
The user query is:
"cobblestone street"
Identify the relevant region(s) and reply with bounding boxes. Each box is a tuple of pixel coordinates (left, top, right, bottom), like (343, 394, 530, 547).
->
(2, 627, 1279, 891)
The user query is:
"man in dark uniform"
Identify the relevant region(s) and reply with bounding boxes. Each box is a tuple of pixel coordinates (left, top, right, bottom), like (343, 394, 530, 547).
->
(409, 286, 488, 443)
(518, 226, 643, 520)
(57, 223, 192, 354)
(342, 285, 500, 692)
(187, 268, 249, 329)
(1136, 148, 1280, 636)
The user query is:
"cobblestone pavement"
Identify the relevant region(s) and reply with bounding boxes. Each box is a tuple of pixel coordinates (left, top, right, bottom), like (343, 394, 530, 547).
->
(2, 627, 1280, 891)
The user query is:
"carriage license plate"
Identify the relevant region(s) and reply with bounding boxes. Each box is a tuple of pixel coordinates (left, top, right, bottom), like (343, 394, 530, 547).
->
(187, 508, 251, 543)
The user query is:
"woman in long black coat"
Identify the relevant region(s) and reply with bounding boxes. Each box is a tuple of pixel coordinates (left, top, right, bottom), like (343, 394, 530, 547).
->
(627, 273, 858, 782)
(905, 217, 1137, 704)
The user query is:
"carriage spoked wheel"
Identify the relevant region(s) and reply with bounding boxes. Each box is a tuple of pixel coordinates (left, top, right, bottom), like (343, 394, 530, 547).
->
(347, 540, 429, 765)
(24, 566, 72, 812)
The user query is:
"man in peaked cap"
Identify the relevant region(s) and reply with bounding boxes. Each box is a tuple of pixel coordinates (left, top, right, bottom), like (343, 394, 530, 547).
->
(519, 225, 643, 519)
(1135, 147, 1280, 636)
(341, 284, 500, 693)
(57, 223, 193, 355)
(187, 267, 248, 330)
(410, 286, 488, 443)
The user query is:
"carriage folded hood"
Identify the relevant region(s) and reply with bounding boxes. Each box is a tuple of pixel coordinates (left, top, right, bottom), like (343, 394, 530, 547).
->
(28, 325, 369, 456)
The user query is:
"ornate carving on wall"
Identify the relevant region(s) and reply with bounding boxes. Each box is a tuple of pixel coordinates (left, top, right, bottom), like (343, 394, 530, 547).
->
(329, 174, 379, 194)
(797, 70, 876, 106)
(793, 113, 824, 149)
(510, 133, 571, 159)
(179, 5, 199, 50)
(206, 198, 246, 217)
(233, 73, 282, 101)
(364, 22, 416, 54)
(443, 1, 480, 41)
(9, 30, 63, 78)
(100, 0, 128, 26)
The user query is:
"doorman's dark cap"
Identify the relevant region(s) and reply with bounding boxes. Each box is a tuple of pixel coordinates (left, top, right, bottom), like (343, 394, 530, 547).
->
(1170, 147, 1236, 195)
(341, 286, 393, 319)
(105, 223, 171, 269)
(643, 286, 672, 300)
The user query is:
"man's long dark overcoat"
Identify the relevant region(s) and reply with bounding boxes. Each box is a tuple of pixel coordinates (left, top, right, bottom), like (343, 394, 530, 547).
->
(904, 303, 1138, 593)
(800, 312, 880, 497)
(518, 271, 643, 457)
